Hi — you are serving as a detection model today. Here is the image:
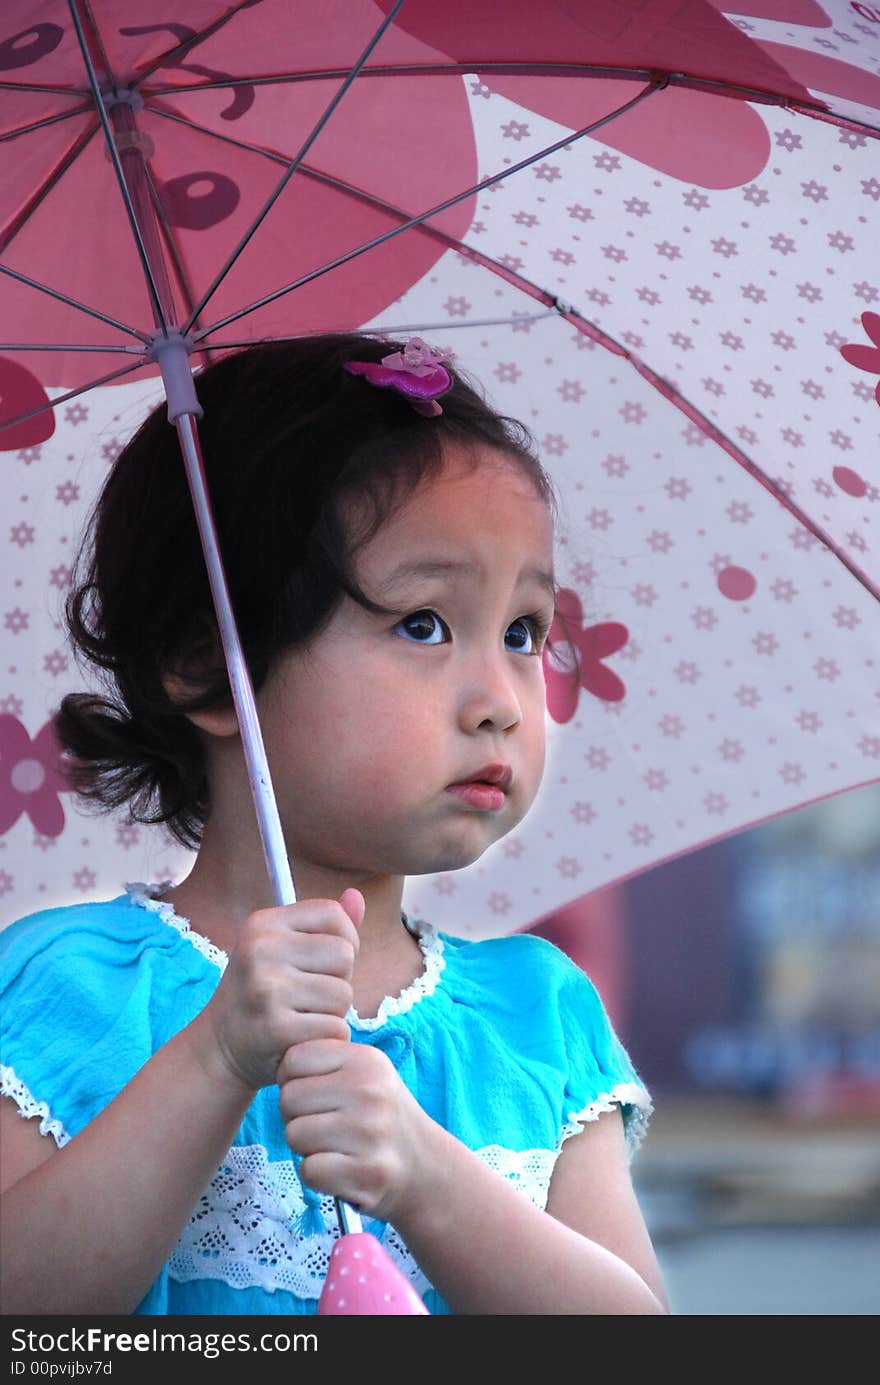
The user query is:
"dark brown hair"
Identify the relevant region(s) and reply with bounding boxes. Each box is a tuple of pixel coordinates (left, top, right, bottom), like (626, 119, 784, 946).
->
(57, 333, 556, 847)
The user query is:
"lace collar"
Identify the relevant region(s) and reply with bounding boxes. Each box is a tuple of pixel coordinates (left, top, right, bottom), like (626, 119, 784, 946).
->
(124, 882, 446, 1032)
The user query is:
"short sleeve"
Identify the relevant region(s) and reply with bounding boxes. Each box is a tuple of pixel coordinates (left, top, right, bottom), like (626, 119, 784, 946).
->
(557, 956, 653, 1162)
(0, 896, 219, 1147)
(435, 930, 654, 1165)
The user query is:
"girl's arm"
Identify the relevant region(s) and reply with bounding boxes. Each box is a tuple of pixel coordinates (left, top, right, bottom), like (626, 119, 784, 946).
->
(279, 1039, 668, 1315)
(390, 1106, 669, 1315)
(0, 894, 362, 1315)
(0, 1011, 255, 1315)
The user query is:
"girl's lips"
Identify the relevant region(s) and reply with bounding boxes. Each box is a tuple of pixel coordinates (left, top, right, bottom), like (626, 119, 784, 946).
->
(445, 782, 507, 812)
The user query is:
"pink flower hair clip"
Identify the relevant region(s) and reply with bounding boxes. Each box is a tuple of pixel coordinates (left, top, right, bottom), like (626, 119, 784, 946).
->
(344, 337, 453, 416)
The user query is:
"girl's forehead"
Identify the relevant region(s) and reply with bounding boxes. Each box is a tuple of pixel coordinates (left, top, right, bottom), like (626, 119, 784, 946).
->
(390, 447, 549, 533)
(359, 448, 555, 581)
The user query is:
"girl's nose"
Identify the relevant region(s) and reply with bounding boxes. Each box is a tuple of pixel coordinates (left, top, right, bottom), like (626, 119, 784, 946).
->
(457, 653, 523, 735)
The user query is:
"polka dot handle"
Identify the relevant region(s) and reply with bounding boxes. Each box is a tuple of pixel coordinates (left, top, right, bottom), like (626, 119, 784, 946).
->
(317, 1232, 429, 1316)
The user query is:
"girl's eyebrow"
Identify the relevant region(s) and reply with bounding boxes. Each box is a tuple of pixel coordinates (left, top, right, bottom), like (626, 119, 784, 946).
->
(376, 558, 557, 600)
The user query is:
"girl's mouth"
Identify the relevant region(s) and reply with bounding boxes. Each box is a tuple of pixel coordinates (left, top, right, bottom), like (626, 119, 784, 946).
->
(445, 782, 507, 812)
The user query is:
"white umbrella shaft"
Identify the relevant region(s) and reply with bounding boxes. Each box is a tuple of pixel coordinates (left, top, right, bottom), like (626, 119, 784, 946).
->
(174, 415, 296, 906)
(174, 413, 365, 1241)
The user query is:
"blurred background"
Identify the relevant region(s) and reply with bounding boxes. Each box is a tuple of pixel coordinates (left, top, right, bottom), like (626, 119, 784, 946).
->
(528, 780, 880, 1315)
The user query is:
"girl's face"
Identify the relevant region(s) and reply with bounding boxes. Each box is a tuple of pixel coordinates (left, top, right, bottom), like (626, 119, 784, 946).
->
(257, 443, 556, 879)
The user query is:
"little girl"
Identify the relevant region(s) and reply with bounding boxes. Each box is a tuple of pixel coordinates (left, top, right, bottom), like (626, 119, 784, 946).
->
(0, 333, 667, 1316)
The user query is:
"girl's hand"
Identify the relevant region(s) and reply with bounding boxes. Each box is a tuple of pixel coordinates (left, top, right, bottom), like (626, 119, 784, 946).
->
(190, 889, 364, 1093)
(277, 1038, 433, 1225)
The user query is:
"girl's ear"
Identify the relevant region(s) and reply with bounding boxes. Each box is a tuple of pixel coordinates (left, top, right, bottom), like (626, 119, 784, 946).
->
(161, 624, 240, 739)
(189, 705, 240, 739)
(162, 674, 240, 739)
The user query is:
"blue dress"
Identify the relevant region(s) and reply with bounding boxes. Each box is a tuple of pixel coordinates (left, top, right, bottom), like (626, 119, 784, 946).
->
(0, 884, 653, 1315)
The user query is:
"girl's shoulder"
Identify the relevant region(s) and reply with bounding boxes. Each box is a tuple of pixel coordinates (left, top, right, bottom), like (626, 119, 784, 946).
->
(0, 884, 221, 1041)
(1, 888, 140, 951)
(437, 926, 602, 1015)
(0, 883, 220, 979)
(0, 891, 140, 986)
(0, 887, 222, 1148)
(435, 927, 653, 1159)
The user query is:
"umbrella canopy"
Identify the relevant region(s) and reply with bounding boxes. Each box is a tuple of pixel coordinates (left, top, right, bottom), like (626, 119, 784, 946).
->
(0, 0, 878, 938)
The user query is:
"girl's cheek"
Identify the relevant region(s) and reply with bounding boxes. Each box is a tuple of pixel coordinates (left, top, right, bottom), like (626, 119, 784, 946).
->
(350, 737, 414, 798)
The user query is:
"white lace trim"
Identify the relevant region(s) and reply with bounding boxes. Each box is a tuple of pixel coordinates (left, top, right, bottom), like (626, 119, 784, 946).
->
(0, 1060, 650, 1300)
(0, 1063, 70, 1148)
(168, 1134, 571, 1301)
(348, 924, 445, 1032)
(124, 882, 445, 1032)
(168, 1080, 652, 1300)
(562, 1080, 654, 1161)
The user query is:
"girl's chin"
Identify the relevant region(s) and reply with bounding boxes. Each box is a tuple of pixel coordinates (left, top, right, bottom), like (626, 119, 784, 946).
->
(409, 828, 511, 877)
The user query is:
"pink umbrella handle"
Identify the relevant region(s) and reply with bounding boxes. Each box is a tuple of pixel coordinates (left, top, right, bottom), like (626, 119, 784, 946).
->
(318, 1232, 429, 1315)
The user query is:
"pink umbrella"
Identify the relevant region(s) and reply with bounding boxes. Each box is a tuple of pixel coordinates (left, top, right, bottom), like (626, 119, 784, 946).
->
(0, 0, 878, 1309)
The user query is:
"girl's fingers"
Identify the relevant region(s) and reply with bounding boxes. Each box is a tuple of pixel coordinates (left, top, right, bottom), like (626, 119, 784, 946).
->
(285, 933, 358, 980)
(278, 1038, 349, 1087)
(282, 1014, 351, 1047)
(284, 1111, 357, 1158)
(280, 1076, 350, 1125)
(338, 887, 366, 930)
(297, 1152, 363, 1204)
(287, 973, 354, 1018)
(257, 900, 361, 952)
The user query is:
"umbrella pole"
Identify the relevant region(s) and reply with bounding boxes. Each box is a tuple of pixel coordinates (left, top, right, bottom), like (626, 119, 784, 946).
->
(172, 402, 365, 1243)
(64, 8, 310, 918)
(173, 413, 299, 908)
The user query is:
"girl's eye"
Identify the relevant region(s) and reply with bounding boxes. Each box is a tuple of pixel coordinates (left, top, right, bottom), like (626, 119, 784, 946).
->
(393, 610, 551, 653)
(394, 610, 448, 645)
(505, 617, 541, 655)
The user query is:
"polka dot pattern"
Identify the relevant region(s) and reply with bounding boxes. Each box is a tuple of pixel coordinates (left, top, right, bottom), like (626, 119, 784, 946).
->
(317, 1234, 429, 1315)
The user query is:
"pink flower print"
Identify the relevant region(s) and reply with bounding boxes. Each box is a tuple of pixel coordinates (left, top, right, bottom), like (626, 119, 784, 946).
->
(408, 0, 842, 189)
(840, 313, 880, 406)
(0, 358, 56, 451)
(543, 589, 628, 723)
(0, 716, 69, 838)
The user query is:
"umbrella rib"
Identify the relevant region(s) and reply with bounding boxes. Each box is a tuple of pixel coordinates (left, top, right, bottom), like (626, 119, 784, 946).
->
(192, 78, 663, 341)
(181, 0, 408, 335)
(226, 160, 575, 330)
(0, 359, 150, 438)
(146, 103, 290, 166)
(80, 0, 115, 81)
(142, 59, 825, 113)
(0, 104, 94, 142)
(0, 121, 99, 254)
(0, 264, 152, 343)
(803, 105, 879, 142)
(369, 309, 561, 335)
(6, 55, 876, 133)
(0, 81, 88, 94)
(190, 312, 559, 350)
(0, 343, 143, 352)
(142, 160, 215, 361)
(245, 159, 577, 306)
(584, 327, 880, 604)
(141, 61, 880, 140)
(492, 292, 880, 605)
(372, 267, 877, 605)
(67, 0, 169, 332)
